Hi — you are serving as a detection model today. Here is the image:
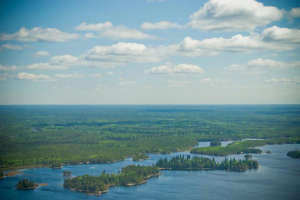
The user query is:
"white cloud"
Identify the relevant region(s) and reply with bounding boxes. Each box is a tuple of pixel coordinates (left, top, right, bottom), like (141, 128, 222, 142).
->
(28, 54, 79, 70)
(0, 64, 17, 71)
(17, 72, 51, 80)
(178, 35, 265, 56)
(289, 7, 300, 18)
(177, 27, 300, 57)
(265, 78, 300, 84)
(84, 42, 165, 64)
(145, 63, 204, 74)
(76, 22, 112, 31)
(141, 21, 183, 30)
(189, 0, 282, 32)
(1, 44, 23, 50)
(55, 73, 83, 79)
(51, 55, 79, 65)
(35, 51, 50, 57)
(0, 27, 79, 42)
(262, 26, 300, 44)
(76, 22, 155, 40)
(227, 58, 300, 71)
(27, 62, 68, 70)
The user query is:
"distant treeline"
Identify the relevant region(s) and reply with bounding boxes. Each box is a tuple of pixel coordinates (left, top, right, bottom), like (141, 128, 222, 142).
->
(191, 138, 300, 156)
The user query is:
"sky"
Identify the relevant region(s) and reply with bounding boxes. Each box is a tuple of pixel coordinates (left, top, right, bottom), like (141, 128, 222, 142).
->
(0, 0, 299, 104)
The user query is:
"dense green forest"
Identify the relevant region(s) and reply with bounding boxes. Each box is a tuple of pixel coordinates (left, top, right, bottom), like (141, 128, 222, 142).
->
(64, 165, 159, 195)
(156, 155, 258, 172)
(0, 105, 300, 169)
(191, 138, 300, 156)
(16, 179, 38, 190)
(287, 150, 300, 159)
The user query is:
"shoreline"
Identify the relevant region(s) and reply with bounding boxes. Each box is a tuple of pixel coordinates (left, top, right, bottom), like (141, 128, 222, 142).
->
(2, 138, 299, 172)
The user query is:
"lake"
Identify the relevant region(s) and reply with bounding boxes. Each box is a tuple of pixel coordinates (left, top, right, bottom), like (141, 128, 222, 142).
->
(1, 142, 300, 200)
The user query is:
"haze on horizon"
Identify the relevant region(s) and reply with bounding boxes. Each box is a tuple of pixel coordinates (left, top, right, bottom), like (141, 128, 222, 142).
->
(0, 0, 300, 105)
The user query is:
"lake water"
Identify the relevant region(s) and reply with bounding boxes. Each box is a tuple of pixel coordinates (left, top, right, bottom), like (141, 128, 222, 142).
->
(1, 143, 300, 200)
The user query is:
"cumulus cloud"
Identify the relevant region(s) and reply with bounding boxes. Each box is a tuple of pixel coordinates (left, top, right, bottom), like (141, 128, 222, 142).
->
(1, 44, 23, 50)
(0, 27, 79, 42)
(189, 0, 282, 32)
(265, 78, 300, 85)
(76, 22, 155, 40)
(289, 7, 300, 18)
(84, 42, 167, 64)
(177, 26, 300, 57)
(145, 63, 204, 74)
(226, 58, 300, 71)
(262, 26, 300, 44)
(35, 51, 50, 57)
(141, 21, 183, 30)
(76, 22, 113, 31)
(0, 64, 17, 71)
(28, 54, 79, 70)
(17, 72, 51, 80)
(55, 73, 83, 79)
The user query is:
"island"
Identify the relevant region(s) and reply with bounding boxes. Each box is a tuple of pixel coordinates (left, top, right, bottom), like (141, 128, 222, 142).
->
(210, 140, 221, 146)
(64, 165, 160, 196)
(132, 153, 149, 161)
(0, 170, 3, 179)
(16, 179, 38, 190)
(191, 140, 265, 156)
(287, 150, 300, 159)
(63, 170, 72, 178)
(156, 155, 258, 172)
(50, 163, 62, 169)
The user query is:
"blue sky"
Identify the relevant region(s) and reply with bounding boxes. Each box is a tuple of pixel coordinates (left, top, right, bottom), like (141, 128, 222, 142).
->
(0, 0, 299, 104)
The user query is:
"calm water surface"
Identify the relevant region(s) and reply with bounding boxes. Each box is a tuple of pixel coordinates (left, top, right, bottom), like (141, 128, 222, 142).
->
(1, 143, 300, 200)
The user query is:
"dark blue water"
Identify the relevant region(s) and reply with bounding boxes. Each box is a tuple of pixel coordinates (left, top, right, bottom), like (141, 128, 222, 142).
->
(1, 143, 300, 200)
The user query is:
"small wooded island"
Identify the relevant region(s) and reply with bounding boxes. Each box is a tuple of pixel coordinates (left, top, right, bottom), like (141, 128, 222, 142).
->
(64, 155, 258, 196)
(64, 165, 160, 196)
(191, 140, 263, 156)
(287, 150, 300, 159)
(132, 153, 149, 161)
(16, 179, 38, 190)
(156, 155, 258, 172)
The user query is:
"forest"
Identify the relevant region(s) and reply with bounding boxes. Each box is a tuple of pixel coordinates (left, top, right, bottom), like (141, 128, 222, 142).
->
(287, 150, 300, 159)
(156, 155, 258, 172)
(191, 138, 300, 156)
(16, 179, 38, 190)
(0, 105, 300, 169)
(64, 165, 160, 195)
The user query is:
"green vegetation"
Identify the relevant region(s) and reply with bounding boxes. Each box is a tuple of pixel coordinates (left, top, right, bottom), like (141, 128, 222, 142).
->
(63, 170, 72, 178)
(287, 150, 300, 159)
(210, 141, 221, 146)
(50, 163, 62, 169)
(0, 105, 300, 169)
(191, 138, 300, 156)
(64, 165, 159, 195)
(16, 179, 38, 190)
(132, 153, 149, 161)
(0, 170, 3, 179)
(156, 155, 258, 172)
